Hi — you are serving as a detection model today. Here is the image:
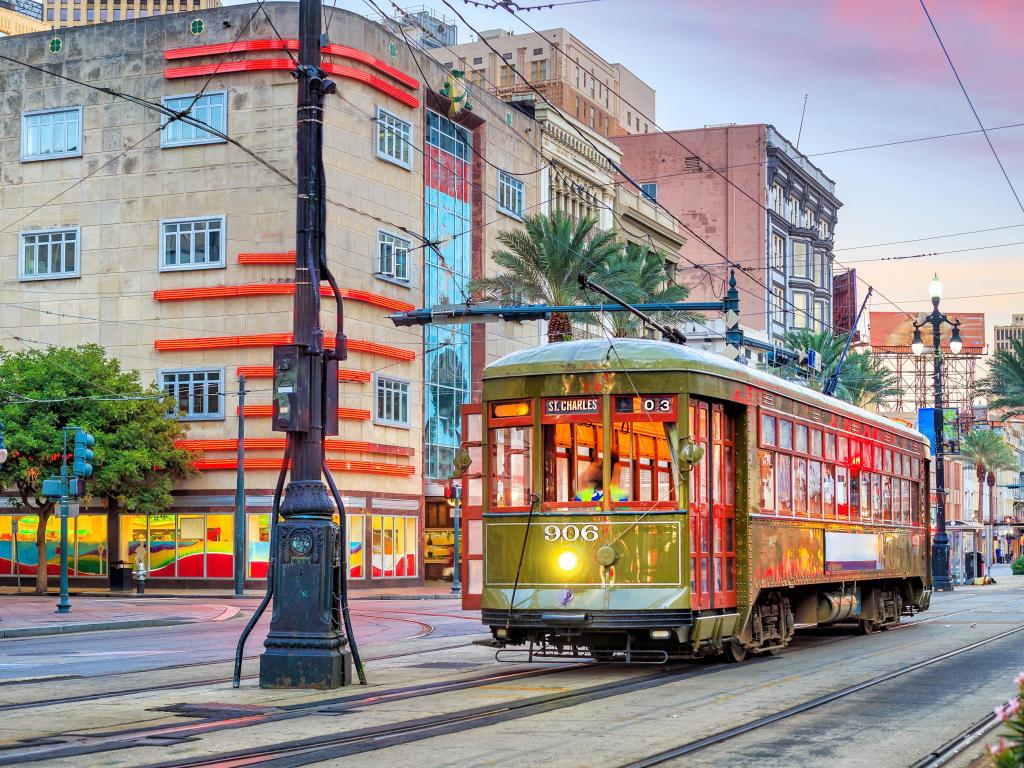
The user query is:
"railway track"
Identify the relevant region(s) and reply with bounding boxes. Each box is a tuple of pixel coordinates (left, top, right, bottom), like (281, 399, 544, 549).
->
(618, 624, 1024, 768)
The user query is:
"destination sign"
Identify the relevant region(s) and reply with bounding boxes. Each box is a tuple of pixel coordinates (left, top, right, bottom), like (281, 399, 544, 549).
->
(543, 397, 600, 416)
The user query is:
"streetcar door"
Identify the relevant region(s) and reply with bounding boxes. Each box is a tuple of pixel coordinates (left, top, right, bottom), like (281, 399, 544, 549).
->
(688, 399, 737, 610)
(459, 403, 484, 610)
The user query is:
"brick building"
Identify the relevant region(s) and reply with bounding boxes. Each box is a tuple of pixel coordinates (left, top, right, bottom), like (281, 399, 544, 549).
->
(617, 124, 841, 347)
(0, 2, 542, 589)
(444, 27, 655, 138)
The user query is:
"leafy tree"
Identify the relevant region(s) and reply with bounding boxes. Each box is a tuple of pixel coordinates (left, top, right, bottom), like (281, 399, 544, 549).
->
(978, 338, 1024, 418)
(598, 243, 695, 338)
(0, 345, 195, 594)
(780, 329, 902, 409)
(469, 212, 619, 343)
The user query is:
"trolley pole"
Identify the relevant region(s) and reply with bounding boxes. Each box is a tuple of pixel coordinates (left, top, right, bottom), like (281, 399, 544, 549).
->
(258, 0, 351, 688)
(234, 375, 246, 597)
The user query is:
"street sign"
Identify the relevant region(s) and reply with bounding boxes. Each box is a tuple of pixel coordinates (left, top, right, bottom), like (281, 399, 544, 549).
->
(63, 503, 80, 519)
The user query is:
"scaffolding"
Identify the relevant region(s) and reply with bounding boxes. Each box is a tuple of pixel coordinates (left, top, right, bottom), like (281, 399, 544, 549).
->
(871, 346, 983, 428)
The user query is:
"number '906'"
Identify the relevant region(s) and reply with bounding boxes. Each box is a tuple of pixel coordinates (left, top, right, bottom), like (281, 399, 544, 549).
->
(543, 524, 598, 542)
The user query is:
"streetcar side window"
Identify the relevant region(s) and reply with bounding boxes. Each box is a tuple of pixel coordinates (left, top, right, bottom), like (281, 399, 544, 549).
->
(836, 465, 850, 519)
(808, 461, 822, 517)
(761, 414, 776, 446)
(611, 419, 678, 508)
(825, 433, 836, 461)
(823, 464, 836, 518)
(490, 425, 533, 509)
(777, 454, 793, 514)
(758, 450, 775, 510)
(779, 419, 793, 450)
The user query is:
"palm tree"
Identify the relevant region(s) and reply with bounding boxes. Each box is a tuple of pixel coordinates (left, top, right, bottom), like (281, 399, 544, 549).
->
(598, 243, 694, 338)
(469, 212, 619, 343)
(780, 329, 902, 409)
(960, 429, 1017, 576)
(978, 338, 1024, 418)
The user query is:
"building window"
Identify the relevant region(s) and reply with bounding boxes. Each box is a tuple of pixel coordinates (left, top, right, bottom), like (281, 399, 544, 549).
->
(371, 515, 417, 578)
(640, 182, 657, 202)
(815, 249, 829, 287)
(21, 107, 82, 162)
(792, 241, 810, 279)
(374, 375, 410, 427)
(771, 286, 786, 327)
(19, 228, 80, 281)
(375, 107, 412, 169)
(818, 218, 831, 239)
(589, 106, 595, 129)
(788, 194, 800, 224)
(160, 216, 225, 270)
(473, 56, 482, 65)
(814, 299, 829, 333)
(160, 369, 224, 420)
(532, 47, 543, 55)
(161, 92, 226, 147)
(530, 59, 548, 80)
(771, 232, 785, 272)
(804, 206, 816, 229)
(497, 171, 525, 218)
(377, 230, 411, 283)
(771, 183, 785, 216)
(793, 291, 810, 329)
(499, 64, 515, 86)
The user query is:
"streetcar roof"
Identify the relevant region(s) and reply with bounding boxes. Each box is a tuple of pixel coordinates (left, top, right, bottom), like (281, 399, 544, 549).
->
(484, 338, 927, 444)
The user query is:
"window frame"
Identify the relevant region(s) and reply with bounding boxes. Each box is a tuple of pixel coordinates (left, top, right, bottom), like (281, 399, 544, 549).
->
(496, 170, 525, 219)
(159, 367, 226, 421)
(376, 229, 413, 284)
(373, 373, 411, 428)
(159, 215, 226, 272)
(160, 91, 228, 148)
(18, 226, 81, 281)
(21, 106, 84, 162)
(640, 182, 657, 202)
(375, 107, 413, 170)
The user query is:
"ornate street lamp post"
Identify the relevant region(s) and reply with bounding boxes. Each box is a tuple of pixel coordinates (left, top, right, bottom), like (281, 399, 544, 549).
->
(912, 274, 963, 592)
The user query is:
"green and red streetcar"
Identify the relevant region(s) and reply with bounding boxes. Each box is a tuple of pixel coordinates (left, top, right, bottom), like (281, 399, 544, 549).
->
(458, 338, 932, 662)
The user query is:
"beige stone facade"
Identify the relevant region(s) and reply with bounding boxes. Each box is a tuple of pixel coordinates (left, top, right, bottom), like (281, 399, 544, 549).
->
(0, 2, 541, 587)
(41, 0, 220, 27)
(0, 3, 47, 35)
(444, 27, 655, 138)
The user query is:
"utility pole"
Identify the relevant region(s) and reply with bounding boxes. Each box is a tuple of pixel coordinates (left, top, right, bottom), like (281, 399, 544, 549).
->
(258, 0, 351, 688)
(234, 375, 246, 598)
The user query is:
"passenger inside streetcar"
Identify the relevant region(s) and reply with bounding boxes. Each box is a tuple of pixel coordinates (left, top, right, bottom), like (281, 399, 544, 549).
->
(573, 454, 630, 503)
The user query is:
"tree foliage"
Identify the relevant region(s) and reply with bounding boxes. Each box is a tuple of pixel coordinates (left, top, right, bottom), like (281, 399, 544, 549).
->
(470, 212, 693, 343)
(0, 345, 195, 593)
(978, 338, 1024, 418)
(780, 329, 902, 409)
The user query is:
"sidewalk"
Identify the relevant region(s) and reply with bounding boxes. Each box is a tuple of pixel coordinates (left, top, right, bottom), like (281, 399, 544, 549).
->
(0, 581, 459, 603)
(0, 597, 240, 639)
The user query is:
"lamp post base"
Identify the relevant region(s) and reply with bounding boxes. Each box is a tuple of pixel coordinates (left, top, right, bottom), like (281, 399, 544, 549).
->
(932, 536, 953, 592)
(259, 488, 352, 689)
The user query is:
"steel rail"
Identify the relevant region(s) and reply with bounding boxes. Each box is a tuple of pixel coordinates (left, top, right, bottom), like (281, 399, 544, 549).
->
(619, 624, 1024, 768)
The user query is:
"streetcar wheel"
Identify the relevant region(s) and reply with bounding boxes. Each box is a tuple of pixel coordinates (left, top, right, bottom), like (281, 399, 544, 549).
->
(723, 642, 748, 663)
(858, 619, 876, 635)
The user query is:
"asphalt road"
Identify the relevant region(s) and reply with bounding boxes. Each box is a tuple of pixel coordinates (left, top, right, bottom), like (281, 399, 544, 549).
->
(0, 584, 1019, 768)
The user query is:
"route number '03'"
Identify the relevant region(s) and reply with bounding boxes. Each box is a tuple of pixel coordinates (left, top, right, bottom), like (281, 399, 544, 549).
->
(543, 524, 598, 542)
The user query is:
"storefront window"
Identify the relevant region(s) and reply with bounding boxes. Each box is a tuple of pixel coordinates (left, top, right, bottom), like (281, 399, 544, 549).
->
(75, 515, 108, 575)
(206, 514, 233, 578)
(0, 517, 12, 575)
(8, 514, 107, 576)
(347, 514, 365, 579)
(121, 513, 232, 579)
(371, 515, 417, 578)
(247, 513, 271, 579)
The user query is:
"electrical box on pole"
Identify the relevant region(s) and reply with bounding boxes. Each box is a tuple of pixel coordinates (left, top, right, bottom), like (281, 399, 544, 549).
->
(272, 345, 310, 433)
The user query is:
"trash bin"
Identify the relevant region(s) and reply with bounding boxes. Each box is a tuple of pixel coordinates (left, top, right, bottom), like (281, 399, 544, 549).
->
(110, 561, 133, 591)
(964, 551, 984, 580)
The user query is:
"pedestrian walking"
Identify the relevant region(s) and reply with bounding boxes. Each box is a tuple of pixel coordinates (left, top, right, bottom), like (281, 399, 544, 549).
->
(996, 545, 1002, 564)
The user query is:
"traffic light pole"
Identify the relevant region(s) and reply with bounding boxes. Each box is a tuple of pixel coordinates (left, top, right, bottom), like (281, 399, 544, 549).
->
(56, 429, 70, 614)
(258, 0, 351, 689)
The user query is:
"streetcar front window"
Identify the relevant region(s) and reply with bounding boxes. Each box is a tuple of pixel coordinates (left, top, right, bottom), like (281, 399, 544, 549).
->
(490, 425, 532, 509)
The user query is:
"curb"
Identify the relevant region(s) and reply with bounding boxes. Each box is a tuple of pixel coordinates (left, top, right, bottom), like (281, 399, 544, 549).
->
(0, 617, 191, 639)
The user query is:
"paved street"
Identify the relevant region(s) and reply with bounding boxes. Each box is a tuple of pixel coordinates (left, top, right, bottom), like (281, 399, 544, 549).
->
(0, 576, 1019, 767)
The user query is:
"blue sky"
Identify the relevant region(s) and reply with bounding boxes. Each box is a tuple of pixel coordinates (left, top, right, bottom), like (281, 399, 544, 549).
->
(303, 0, 1024, 339)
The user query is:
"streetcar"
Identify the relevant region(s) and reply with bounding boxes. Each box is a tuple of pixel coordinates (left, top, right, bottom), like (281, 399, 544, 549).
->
(462, 338, 931, 662)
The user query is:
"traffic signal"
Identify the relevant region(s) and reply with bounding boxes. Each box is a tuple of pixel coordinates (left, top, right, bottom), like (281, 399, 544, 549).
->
(73, 428, 95, 477)
(444, 481, 461, 508)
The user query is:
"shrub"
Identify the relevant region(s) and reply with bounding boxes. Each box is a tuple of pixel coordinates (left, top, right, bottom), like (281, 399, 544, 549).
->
(989, 672, 1024, 766)
(1013, 558, 1024, 576)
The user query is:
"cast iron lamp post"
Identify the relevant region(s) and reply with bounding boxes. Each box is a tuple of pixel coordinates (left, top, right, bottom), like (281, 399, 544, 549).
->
(912, 273, 963, 592)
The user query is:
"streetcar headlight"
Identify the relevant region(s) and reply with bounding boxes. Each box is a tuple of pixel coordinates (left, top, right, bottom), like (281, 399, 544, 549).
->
(557, 550, 578, 572)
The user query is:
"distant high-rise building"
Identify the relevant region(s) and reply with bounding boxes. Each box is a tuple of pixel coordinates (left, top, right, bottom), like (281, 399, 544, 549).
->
(41, 0, 220, 27)
(995, 315, 1024, 352)
(444, 27, 655, 138)
(0, 0, 47, 35)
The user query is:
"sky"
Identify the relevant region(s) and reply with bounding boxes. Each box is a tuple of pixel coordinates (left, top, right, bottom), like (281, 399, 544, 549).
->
(296, 0, 1024, 346)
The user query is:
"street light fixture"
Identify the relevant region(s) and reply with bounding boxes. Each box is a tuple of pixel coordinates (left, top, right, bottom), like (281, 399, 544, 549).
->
(913, 273, 962, 592)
